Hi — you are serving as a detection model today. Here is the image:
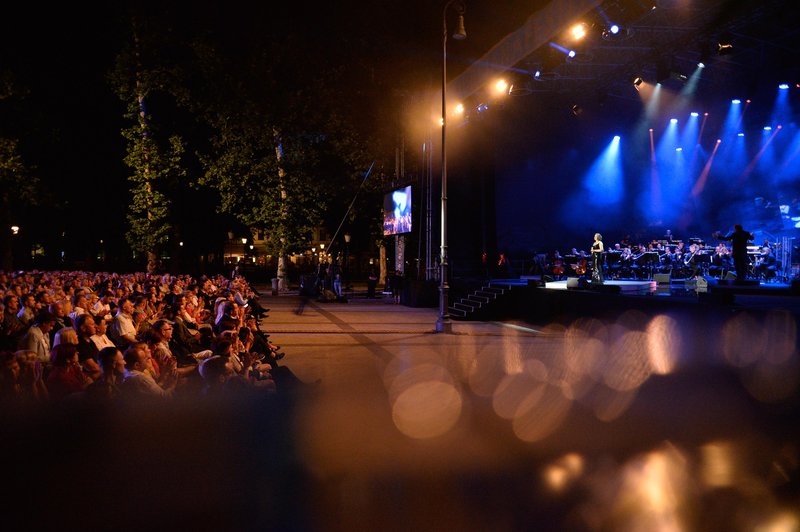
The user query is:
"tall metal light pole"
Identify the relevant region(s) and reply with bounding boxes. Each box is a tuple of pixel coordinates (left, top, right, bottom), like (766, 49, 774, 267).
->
(437, 0, 466, 334)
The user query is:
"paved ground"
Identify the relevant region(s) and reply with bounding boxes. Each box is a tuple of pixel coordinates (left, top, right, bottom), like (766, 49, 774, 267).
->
(245, 287, 800, 531)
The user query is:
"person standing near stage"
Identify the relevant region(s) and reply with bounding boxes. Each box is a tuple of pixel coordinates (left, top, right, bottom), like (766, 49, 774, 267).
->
(591, 233, 604, 283)
(713, 224, 754, 281)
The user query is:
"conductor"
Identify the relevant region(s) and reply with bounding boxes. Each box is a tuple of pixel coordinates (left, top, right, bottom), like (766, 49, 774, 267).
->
(713, 224, 754, 281)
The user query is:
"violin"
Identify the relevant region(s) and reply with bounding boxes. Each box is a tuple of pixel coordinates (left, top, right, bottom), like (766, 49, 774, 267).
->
(575, 258, 588, 275)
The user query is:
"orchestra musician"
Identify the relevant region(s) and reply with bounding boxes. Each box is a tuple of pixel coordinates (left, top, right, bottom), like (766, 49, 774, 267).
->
(590, 233, 604, 283)
(708, 243, 731, 278)
(684, 243, 700, 278)
(619, 247, 634, 278)
(713, 224, 754, 280)
(755, 246, 777, 281)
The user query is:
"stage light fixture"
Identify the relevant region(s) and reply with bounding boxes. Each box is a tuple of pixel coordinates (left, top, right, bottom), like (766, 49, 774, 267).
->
(670, 118, 678, 124)
(737, 133, 744, 136)
(570, 22, 588, 41)
(778, 83, 790, 90)
(690, 112, 699, 117)
(633, 76, 644, 89)
(732, 99, 741, 104)
(570, 104, 583, 116)
(717, 38, 733, 55)
(568, 50, 576, 58)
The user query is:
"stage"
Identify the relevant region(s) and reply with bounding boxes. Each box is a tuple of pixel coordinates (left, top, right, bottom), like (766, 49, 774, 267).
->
(544, 278, 656, 294)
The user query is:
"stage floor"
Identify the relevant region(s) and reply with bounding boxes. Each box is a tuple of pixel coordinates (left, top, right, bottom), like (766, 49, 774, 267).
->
(544, 279, 656, 293)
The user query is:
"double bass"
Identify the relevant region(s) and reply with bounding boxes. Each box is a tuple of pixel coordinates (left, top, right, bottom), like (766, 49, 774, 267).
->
(575, 257, 588, 275)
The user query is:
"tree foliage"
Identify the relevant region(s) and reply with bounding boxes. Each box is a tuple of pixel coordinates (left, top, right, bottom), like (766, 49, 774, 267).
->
(109, 19, 188, 262)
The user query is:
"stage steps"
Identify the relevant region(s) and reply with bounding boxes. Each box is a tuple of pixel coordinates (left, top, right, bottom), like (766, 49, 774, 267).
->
(448, 282, 515, 320)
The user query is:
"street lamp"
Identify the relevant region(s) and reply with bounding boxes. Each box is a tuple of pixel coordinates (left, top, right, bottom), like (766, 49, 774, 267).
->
(344, 233, 351, 289)
(437, 0, 466, 334)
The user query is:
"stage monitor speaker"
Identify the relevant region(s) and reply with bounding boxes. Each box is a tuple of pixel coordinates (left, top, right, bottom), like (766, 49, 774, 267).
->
(653, 273, 671, 284)
(696, 276, 708, 289)
(724, 271, 737, 280)
(566, 277, 586, 289)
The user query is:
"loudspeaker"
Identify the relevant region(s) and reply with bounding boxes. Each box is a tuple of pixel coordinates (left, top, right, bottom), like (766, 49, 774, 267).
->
(724, 271, 737, 280)
(696, 276, 708, 289)
(653, 273, 671, 284)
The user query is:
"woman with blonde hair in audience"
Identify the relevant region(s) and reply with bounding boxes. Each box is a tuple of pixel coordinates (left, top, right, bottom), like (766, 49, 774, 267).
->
(52, 326, 78, 347)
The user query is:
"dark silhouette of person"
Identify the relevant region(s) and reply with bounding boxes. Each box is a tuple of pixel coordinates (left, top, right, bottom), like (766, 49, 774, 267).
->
(714, 224, 754, 281)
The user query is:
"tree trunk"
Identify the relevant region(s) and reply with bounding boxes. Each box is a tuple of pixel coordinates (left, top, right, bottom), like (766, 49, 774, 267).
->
(277, 255, 288, 291)
(147, 251, 159, 275)
(379, 244, 387, 288)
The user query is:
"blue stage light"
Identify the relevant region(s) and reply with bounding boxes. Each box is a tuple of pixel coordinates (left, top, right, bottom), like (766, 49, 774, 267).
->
(778, 83, 790, 90)
(737, 133, 744, 137)
(610, 24, 619, 34)
(764, 126, 772, 131)
(670, 118, 678, 124)
(690, 112, 699, 117)
(568, 50, 576, 58)
(732, 99, 741, 104)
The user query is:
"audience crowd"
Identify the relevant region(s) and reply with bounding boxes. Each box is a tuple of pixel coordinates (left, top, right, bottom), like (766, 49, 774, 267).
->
(0, 270, 307, 406)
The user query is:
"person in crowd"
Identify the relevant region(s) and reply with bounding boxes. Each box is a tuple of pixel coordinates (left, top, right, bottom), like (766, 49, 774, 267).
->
(75, 313, 101, 381)
(120, 342, 177, 399)
(17, 293, 37, 328)
(108, 296, 137, 349)
(90, 315, 116, 351)
(0, 350, 48, 404)
(46, 344, 92, 400)
(48, 301, 73, 345)
(20, 310, 57, 366)
(84, 346, 125, 402)
(69, 293, 89, 322)
(52, 327, 78, 347)
(1, 295, 24, 351)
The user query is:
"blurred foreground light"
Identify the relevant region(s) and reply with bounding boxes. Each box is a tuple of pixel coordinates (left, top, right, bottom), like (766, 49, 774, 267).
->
(454, 103, 464, 114)
(701, 441, 738, 488)
(646, 315, 681, 374)
(392, 380, 463, 439)
(543, 453, 585, 493)
(512, 382, 572, 442)
(495, 79, 509, 94)
(604, 331, 652, 391)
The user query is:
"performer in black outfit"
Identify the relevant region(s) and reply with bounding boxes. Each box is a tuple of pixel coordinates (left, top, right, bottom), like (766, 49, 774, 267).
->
(591, 233, 604, 283)
(713, 224, 754, 280)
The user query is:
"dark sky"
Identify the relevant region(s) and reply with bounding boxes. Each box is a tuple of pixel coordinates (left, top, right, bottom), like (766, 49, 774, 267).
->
(1, 1, 548, 264)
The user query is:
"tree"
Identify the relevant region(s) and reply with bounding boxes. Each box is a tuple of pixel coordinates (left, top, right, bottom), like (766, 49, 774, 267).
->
(110, 20, 187, 274)
(0, 137, 39, 270)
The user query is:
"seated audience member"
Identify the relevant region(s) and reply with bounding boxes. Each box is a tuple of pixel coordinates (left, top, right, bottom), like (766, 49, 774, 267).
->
(120, 342, 177, 399)
(108, 297, 137, 349)
(0, 350, 48, 404)
(161, 306, 211, 366)
(48, 301, 73, 345)
(46, 344, 92, 400)
(90, 315, 116, 351)
(85, 347, 125, 402)
(17, 293, 37, 328)
(52, 327, 78, 347)
(75, 314, 101, 381)
(20, 310, 57, 366)
(147, 319, 200, 381)
(69, 293, 88, 322)
(197, 355, 236, 397)
(2, 295, 25, 351)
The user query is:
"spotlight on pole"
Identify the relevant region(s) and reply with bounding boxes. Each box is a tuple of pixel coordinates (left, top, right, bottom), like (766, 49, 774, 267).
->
(633, 76, 644, 90)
